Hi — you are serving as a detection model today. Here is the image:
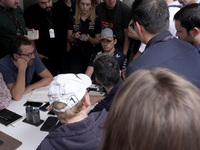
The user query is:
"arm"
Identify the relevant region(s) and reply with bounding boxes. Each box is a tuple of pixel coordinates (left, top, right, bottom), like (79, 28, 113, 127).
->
(87, 33, 100, 45)
(24, 68, 53, 94)
(123, 29, 130, 56)
(67, 30, 81, 43)
(7, 58, 28, 101)
(30, 40, 48, 60)
(85, 66, 94, 78)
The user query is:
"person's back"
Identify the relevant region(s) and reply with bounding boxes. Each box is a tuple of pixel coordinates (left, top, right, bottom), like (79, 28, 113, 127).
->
(126, 0, 200, 89)
(37, 74, 107, 150)
(89, 54, 122, 113)
(38, 109, 107, 150)
(101, 67, 200, 150)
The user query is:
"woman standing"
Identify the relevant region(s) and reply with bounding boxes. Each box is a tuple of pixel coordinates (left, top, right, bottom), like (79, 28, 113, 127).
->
(67, 0, 101, 73)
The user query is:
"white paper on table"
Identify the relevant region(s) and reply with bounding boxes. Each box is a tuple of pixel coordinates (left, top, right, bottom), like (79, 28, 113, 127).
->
(28, 86, 49, 102)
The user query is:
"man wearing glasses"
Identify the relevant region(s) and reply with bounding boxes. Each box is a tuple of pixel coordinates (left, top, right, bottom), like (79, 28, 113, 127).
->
(0, 36, 53, 101)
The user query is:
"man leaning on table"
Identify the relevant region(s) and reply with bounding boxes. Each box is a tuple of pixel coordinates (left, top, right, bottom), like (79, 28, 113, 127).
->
(0, 36, 53, 101)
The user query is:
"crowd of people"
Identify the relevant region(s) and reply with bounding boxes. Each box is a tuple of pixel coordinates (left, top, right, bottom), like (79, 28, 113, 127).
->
(1, 0, 200, 149)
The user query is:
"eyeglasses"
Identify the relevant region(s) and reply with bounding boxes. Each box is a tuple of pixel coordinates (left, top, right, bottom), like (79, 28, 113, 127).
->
(17, 49, 36, 58)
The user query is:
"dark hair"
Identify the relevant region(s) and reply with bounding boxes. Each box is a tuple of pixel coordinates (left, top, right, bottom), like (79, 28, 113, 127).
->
(131, 0, 169, 34)
(174, 3, 200, 32)
(10, 36, 32, 55)
(100, 67, 200, 150)
(93, 54, 120, 88)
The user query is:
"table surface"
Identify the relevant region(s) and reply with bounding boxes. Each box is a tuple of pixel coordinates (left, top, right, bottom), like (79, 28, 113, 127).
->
(0, 93, 49, 150)
(0, 89, 105, 150)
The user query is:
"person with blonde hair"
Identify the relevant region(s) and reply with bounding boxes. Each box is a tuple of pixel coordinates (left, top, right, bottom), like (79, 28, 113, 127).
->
(37, 73, 107, 150)
(67, 0, 101, 73)
(100, 67, 200, 150)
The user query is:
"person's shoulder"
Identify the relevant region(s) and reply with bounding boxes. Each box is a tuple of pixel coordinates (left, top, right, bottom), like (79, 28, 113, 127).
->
(0, 55, 12, 71)
(117, 0, 131, 10)
(114, 49, 126, 58)
(24, 3, 39, 12)
(53, 2, 66, 11)
(15, 6, 23, 13)
(96, 2, 105, 11)
(89, 108, 108, 120)
(0, 55, 10, 63)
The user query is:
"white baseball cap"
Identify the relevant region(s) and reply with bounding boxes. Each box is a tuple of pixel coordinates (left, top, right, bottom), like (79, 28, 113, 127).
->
(48, 74, 92, 112)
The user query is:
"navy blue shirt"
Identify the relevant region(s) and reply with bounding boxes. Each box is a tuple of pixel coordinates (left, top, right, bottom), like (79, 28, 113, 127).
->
(197, 44, 200, 54)
(126, 31, 200, 89)
(90, 80, 122, 113)
(89, 49, 127, 70)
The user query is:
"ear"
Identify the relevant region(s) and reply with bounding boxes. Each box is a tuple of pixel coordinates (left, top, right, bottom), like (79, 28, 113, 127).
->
(95, 77, 101, 85)
(190, 27, 200, 38)
(135, 21, 142, 34)
(114, 38, 117, 44)
(13, 53, 19, 60)
(83, 92, 91, 107)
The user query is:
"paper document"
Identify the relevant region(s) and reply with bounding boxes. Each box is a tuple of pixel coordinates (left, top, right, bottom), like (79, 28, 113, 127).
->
(28, 86, 49, 102)
(25, 30, 39, 40)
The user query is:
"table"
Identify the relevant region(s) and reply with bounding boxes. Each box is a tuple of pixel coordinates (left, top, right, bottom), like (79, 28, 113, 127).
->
(0, 89, 105, 150)
(0, 93, 49, 150)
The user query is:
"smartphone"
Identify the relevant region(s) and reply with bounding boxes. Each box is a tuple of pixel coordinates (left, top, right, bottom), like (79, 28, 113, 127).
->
(39, 102, 50, 112)
(23, 101, 43, 107)
(40, 117, 58, 131)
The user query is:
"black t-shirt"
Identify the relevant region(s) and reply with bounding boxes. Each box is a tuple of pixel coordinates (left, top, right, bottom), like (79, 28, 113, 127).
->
(89, 49, 127, 70)
(68, 15, 101, 50)
(24, 3, 69, 59)
(96, 0, 131, 51)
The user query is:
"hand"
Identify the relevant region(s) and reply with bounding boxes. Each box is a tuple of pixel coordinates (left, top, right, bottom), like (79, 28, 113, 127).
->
(25, 85, 34, 94)
(121, 69, 126, 81)
(13, 58, 28, 71)
(81, 34, 90, 41)
(26, 28, 35, 32)
(73, 32, 81, 39)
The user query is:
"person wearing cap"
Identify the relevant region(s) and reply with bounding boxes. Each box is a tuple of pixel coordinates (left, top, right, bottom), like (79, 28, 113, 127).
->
(37, 73, 107, 150)
(96, 0, 131, 56)
(85, 28, 127, 79)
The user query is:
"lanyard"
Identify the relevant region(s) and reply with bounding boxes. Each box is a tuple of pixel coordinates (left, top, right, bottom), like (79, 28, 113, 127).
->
(0, 6, 18, 25)
(149, 36, 174, 47)
(0, 6, 24, 36)
(46, 11, 53, 28)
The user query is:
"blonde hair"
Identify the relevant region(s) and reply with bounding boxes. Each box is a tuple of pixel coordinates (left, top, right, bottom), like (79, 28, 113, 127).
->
(52, 93, 87, 123)
(74, 0, 96, 27)
(100, 67, 200, 150)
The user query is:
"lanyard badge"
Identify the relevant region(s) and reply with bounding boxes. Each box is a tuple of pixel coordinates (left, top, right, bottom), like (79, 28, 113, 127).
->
(49, 29, 55, 38)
